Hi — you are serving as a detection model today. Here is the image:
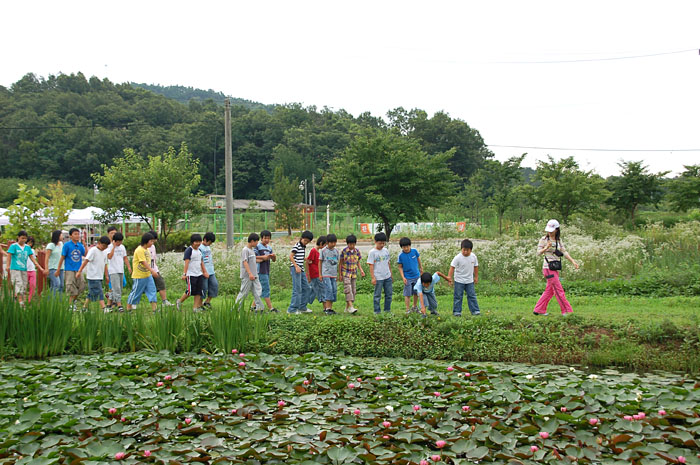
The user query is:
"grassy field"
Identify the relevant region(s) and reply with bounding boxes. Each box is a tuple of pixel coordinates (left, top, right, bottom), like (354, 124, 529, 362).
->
(247, 290, 700, 327)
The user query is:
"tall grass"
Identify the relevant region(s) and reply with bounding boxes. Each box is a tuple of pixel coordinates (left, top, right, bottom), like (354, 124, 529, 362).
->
(76, 308, 101, 354)
(209, 298, 270, 353)
(100, 313, 125, 353)
(10, 293, 72, 359)
(142, 308, 184, 352)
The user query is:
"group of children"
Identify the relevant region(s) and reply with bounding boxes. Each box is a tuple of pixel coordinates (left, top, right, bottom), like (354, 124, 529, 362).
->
(4, 226, 480, 317)
(233, 230, 481, 317)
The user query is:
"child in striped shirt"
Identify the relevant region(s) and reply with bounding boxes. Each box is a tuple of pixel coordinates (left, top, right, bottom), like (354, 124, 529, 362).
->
(288, 230, 313, 314)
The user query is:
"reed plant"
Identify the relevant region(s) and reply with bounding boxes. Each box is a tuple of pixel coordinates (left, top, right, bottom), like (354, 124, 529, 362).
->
(100, 312, 125, 353)
(142, 308, 184, 352)
(209, 298, 270, 354)
(11, 293, 72, 359)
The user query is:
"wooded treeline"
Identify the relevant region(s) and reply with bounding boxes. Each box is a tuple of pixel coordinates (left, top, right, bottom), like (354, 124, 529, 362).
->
(0, 72, 492, 201)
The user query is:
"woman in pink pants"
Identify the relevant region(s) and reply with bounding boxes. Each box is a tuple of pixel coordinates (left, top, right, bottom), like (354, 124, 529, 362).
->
(533, 219, 579, 316)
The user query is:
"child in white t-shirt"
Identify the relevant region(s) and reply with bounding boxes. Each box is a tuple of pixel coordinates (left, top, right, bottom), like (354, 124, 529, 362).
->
(448, 239, 480, 317)
(176, 234, 209, 312)
(76, 236, 110, 311)
(106, 231, 131, 311)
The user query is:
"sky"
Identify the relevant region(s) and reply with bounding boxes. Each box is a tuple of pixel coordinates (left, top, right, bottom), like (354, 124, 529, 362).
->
(2, 0, 699, 177)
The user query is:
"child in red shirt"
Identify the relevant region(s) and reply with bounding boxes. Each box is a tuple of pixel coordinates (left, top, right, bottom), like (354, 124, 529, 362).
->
(305, 236, 327, 311)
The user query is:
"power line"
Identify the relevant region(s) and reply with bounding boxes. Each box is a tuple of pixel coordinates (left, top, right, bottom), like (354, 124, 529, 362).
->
(487, 48, 698, 64)
(489, 144, 700, 152)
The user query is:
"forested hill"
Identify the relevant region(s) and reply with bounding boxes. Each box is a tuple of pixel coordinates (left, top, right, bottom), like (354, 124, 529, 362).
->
(0, 72, 492, 199)
(130, 83, 275, 112)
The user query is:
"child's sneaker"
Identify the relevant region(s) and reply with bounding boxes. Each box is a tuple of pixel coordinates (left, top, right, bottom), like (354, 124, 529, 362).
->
(162, 300, 174, 307)
(324, 309, 337, 315)
(103, 307, 111, 314)
(269, 307, 279, 313)
(176, 300, 182, 311)
(346, 307, 358, 314)
(117, 306, 124, 313)
(193, 307, 206, 313)
(301, 308, 313, 314)
(203, 302, 212, 309)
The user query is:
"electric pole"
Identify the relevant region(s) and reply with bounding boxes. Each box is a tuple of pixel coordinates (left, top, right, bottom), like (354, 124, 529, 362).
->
(224, 98, 234, 248)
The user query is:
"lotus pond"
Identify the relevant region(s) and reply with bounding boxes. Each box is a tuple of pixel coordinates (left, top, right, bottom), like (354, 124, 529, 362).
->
(0, 352, 698, 465)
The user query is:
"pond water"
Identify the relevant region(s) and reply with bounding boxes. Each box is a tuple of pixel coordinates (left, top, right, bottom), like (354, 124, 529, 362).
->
(0, 352, 698, 464)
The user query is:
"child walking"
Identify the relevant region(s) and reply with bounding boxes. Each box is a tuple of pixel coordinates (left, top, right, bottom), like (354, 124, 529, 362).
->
(56, 228, 87, 310)
(25, 236, 37, 302)
(306, 235, 326, 310)
(288, 230, 313, 314)
(200, 232, 218, 309)
(236, 233, 264, 312)
(255, 230, 277, 312)
(76, 236, 110, 311)
(127, 233, 159, 312)
(367, 232, 392, 314)
(148, 231, 175, 307)
(106, 232, 131, 311)
(46, 230, 65, 294)
(320, 234, 340, 315)
(415, 271, 450, 316)
(339, 234, 365, 314)
(176, 234, 209, 312)
(397, 237, 423, 313)
(448, 239, 480, 316)
(6, 230, 45, 306)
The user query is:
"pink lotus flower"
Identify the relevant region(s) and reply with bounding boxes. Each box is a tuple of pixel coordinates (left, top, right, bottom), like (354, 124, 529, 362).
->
(357, 378, 363, 382)
(420, 461, 429, 465)
(239, 362, 246, 367)
(231, 409, 237, 414)
(413, 405, 421, 412)
(433, 392, 441, 397)
(462, 405, 470, 412)
(348, 383, 355, 389)
(436, 440, 446, 448)
(278, 400, 286, 407)
(144, 450, 152, 457)
(624, 415, 633, 421)
(530, 445, 539, 452)
(382, 421, 391, 428)
(658, 410, 667, 416)
(353, 409, 361, 415)
(589, 418, 599, 425)
(447, 366, 454, 372)
(465, 372, 471, 377)
(539, 431, 549, 439)
(375, 376, 382, 380)
(164, 375, 172, 381)
(109, 408, 117, 414)
(121, 417, 127, 422)
(638, 412, 646, 419)
(678, 457, 686, 464)
(431, 455, 441, 462)
(633, 414, 642, 420)
(239, 353, 246, 358)
(115, 452, 126, 460)
(232, 349, 238, 354)
(157, 381, 164, 387)
(184, 418, 192, 425)
(560, 407, 567, 412)
(382, 434, 389, 439)
(303, 379, 310, 386)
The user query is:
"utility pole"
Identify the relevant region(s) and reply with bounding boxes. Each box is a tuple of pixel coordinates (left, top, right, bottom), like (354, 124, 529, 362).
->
(312, 173, 316, 232)
(224, 98, 234, 249)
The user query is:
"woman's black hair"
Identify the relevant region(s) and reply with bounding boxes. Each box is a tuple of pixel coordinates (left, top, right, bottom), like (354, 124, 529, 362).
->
(554, 227, 561, 242)
(51, 230, 62, 245)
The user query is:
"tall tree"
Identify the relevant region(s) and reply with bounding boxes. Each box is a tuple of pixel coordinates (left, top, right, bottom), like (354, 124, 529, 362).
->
(322, 130, 457, 239)
(480, 155, 526, 234)
(531, 156, 609, 223)
(93, 143, 202, 249)
(667, 165, 700, 212)
(607, 161, 668, 221)
(5, 182, 75, 242)
(271, 166, 303, 235)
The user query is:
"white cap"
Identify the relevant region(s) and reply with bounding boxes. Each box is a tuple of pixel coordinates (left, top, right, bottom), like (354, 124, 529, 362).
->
(545, 219, 560, 232)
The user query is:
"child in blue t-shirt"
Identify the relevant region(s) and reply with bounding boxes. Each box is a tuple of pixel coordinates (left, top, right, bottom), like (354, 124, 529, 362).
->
(414, 271, 450, 316)
(6, 230, 45, 305)
(397, 237, 423, 314)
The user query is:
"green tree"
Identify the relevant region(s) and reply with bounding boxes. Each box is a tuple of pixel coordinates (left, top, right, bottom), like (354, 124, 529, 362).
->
(43, 181, 75, 234)
(480, 155, 526, 234)
(271, 166, 303, 235)
(322, 130, 457, 239)
(531, 156, 609, 223)
(93, 143, 202, 249)
(607, 161, 668, 221)
(667, 165, 700, 212)
(5, 184, 47, 240)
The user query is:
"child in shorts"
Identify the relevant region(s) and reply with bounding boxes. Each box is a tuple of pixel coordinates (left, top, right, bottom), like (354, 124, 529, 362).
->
(339, 234, 365, 314)
(200, 232, 218, 309)
(76, 236, 110, 311)
(255, 230, 277, 312)
(176, 234, 209, 312)
(320, 234, 340, 315)
(6, 230, 45, 306)
(237, 233, 264, 311)
(415, 271, 450, 316)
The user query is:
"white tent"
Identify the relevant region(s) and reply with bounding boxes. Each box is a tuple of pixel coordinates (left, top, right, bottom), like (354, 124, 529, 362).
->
(0, 208, 8, 226)
(1, 206, 144, 227)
